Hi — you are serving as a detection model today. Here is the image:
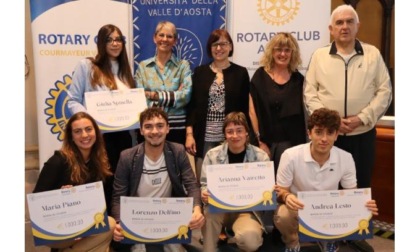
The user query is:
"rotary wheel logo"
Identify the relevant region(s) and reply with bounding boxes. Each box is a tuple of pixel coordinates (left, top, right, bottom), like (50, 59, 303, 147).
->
(44, 74, 73, 141)
(257, 0, 300, 26)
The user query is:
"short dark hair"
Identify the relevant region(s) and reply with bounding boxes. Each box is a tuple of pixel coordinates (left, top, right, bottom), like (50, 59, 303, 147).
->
(223, 112, 250, 145)
(307, 108, 341, 131)
(139, 107, 169, 127)
(206, 29, 234, 58)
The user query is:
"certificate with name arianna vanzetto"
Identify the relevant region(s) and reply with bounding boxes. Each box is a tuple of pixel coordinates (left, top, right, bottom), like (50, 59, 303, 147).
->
(206, 161, 277, 213)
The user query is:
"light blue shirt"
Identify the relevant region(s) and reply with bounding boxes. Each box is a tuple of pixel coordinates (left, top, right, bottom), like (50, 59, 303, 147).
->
(67, 59, 112, 114)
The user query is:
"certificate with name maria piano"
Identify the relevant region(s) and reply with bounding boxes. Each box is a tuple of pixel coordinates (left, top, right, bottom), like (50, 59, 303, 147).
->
(206, 161, 277, 213)
(298, 188, 373, 242)
(26, 182, 110, 246)
(84, 88, 147, 133)
(120, 197, 193, 244)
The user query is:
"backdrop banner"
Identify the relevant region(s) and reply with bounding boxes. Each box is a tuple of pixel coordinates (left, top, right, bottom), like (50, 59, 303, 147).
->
(30, 0, 225, 168)
(30, 0, 133, 168)
(227, 0, 331, 77)
(132, 1, 226, 72)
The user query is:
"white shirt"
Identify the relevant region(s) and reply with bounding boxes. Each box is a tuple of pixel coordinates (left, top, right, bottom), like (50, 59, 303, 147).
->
(276, 142, 357, 194)
(137, 153, 172, 197)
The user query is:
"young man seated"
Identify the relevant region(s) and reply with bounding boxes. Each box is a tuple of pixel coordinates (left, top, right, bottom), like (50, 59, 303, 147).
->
(273, 108, 379, 252)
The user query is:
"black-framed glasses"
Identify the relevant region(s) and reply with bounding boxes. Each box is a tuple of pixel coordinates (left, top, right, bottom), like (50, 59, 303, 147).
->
(106, 37, 123, 45)
(211, 42, 230, 48)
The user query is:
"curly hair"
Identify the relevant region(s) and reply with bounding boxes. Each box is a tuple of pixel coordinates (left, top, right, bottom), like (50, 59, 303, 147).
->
(61, 112, 111, 184)
(307, 108, 341, 132)
(139, 107, 169, 128)
(260, 32, 302, 73)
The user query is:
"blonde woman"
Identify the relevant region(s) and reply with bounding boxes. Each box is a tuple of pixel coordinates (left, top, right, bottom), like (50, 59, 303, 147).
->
(249, 32, 307, 173)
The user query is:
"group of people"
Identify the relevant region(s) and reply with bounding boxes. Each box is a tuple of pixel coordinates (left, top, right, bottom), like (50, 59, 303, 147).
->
(33, 4, 392, 252)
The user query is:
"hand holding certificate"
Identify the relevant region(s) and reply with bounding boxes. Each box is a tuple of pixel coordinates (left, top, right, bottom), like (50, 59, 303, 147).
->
(206, 161, 277, 213)
(298, 188, 374, 242)
(119, 197, 193, 244)
(26, 182, 110, 246)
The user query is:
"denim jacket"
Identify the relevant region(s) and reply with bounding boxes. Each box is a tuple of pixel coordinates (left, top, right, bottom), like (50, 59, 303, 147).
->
(200, 142, 271, 232)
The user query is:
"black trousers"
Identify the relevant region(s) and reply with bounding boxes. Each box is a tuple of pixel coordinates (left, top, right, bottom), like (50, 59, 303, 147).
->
(335, 128, 376, 188)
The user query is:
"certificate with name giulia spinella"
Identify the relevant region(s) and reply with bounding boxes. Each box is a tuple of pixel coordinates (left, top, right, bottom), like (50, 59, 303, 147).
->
(120, 197, 193, 244)
(206, 161, 277, 213)
(26, 182, 110, 246)
(298, 188, 374, 242)
(84, 88, 147, 133)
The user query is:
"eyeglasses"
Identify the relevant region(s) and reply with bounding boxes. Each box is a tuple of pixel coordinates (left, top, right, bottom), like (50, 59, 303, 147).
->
(211, 42, 231, 48)
(157, 33, 175, 40)
(274, 47, 292, 54)
(106, 37, 123, 45)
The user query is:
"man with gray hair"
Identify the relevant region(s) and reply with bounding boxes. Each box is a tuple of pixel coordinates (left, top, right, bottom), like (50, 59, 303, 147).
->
(304, 5, 392, 250)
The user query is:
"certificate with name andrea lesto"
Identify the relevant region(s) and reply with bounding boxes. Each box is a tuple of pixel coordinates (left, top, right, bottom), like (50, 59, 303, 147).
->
(84, 88, 147, 133)
(26, 182, 110, 246)
(206, 161, 277, 213)
(120, 197, 193, 244)
(298, 188, 374, 242)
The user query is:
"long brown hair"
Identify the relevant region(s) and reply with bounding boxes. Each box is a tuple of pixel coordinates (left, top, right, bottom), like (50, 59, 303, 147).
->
(61, 112, 112, 184)
(89, 24, 135, 90)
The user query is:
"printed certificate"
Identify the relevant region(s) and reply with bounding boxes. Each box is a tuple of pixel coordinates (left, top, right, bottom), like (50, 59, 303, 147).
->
(84, 88, 147, 133)
(206, 161, 277, 213)
(298, 188, 373, 242)
(120, 197, 193, 244)
(26, 182, 110, 246)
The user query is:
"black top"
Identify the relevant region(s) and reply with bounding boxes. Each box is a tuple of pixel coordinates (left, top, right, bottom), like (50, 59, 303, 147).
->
(228, 149, 247, 164)
(250, 68, 307, 146)
(33, 151, 112, 213)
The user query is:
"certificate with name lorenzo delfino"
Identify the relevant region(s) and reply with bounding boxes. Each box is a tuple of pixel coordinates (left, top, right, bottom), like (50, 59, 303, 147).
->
(84, 88, 147, 133)
(120, 197, 193, 244)
(26, 182, 110, 246)
(298, 188, 373, 242)
(206, 161, 277, 213)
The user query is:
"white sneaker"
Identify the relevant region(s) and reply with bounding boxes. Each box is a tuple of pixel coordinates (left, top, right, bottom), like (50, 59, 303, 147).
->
(284, 244, 300, 252)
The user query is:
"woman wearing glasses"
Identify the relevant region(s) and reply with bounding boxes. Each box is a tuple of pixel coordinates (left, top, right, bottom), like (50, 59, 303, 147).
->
(249, 32, 307, 174)
(134, 21, 192, 145)
(67, 24, 135, 211)
(186, 29, 252, 184)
